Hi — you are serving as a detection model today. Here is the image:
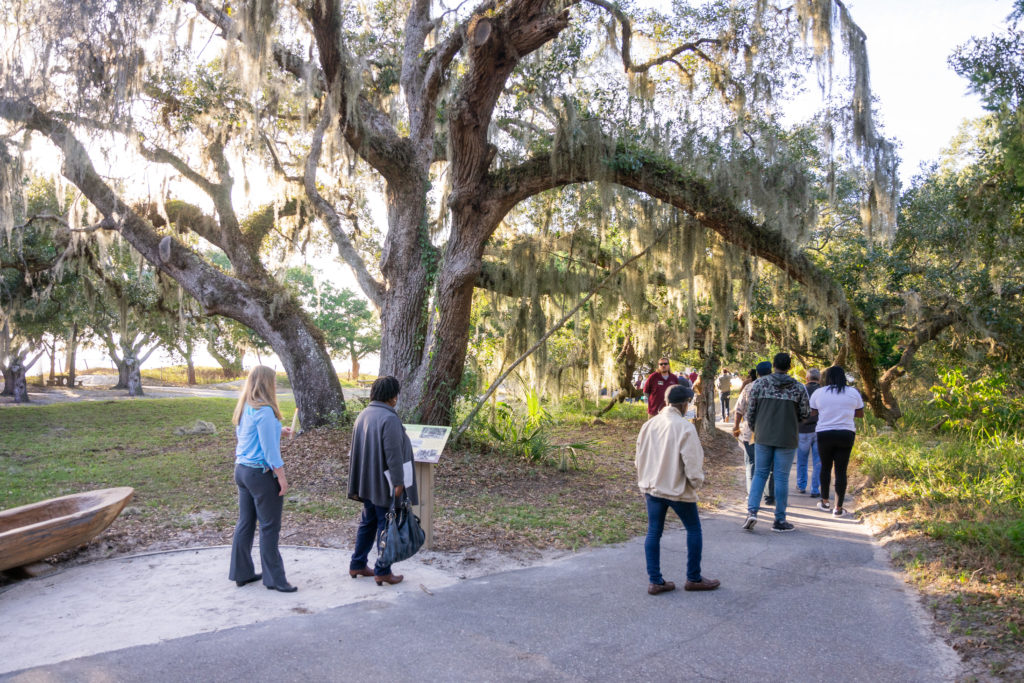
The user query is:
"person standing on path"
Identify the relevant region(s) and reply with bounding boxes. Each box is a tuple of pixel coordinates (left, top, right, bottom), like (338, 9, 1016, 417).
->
(717, 369, 734, 422)
(636, 384, 720, 594)
(347, 375, 418, 586)
(642, 357, 681, 418)
(796, 368, 822, 496)
(742, 353, 810, 533)
(810, 366, 864, 517)
(229, 365, 296, 593)
(733, 365, 768, 493)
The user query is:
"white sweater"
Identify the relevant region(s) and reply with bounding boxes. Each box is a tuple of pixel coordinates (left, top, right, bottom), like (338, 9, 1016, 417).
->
(635, 406, 705, 502)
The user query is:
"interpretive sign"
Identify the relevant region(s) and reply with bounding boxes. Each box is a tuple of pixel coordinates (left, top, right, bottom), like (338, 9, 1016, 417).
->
(403, 424, 451, 463)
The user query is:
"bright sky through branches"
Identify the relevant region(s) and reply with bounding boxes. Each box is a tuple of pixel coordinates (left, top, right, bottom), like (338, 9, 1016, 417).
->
(835, 0, 1011, 183)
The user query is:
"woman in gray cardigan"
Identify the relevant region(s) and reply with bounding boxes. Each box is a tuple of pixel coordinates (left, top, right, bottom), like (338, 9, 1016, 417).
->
(347, 376, 417, 586)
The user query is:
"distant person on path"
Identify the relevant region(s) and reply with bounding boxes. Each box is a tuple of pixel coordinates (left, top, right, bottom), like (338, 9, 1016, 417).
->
(717, 368, 734, 422)
(796, 368, 822, 496)
(810, 366, 865, 517)
(742, 353, 810, 533)
(347, 375, 418, 586)
(635, 384, 720, 595)
(229, 365, 296, 592)
(732, 366, 762, 492)
(642, 357, 680, 418)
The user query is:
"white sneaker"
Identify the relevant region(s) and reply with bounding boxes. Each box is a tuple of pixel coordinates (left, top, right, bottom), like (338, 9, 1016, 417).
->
(816, 500, 831, 512)
(833, 507, 847, 517)
(742, 513, 758, 530)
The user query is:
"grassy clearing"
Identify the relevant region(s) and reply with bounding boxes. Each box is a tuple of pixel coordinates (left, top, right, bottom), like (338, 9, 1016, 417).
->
(855, 401, 1024, 679)
(1, 398, 294, 516)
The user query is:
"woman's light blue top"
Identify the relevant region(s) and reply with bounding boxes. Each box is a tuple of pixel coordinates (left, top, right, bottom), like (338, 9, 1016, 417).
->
(235, 404, 284, 470)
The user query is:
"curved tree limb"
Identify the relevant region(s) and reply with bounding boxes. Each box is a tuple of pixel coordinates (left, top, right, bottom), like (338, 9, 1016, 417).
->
(303, 104, 385, 309)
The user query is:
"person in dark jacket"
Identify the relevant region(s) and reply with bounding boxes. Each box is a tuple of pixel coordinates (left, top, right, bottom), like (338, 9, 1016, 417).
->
(796, 368, 822, 496)
(741, 353, 810, 533)
(347, 376, 418, 586)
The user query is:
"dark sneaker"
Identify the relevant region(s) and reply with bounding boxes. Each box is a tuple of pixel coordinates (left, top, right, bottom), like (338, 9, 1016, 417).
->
(797, 488, 806, 494)
(742, 513, 758, 530)
(810, 491, 821, 497)
(764, 497, 775, 505)
(772, 520, 795, 532)
(648, 581, 676, 595)
(684, 577, 721, 591)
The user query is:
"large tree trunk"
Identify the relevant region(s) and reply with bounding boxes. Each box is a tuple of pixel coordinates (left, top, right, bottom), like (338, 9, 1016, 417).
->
(693, 352, 720, 438)
(1, 365, 11, 396)
(11, 360, 29, 403)
(113, 357, 129, 390)
(124, 355, 143, 397)
(350, 354, 360, 381)
(66, 323, 78, 387)
(186, 358, 197, 385)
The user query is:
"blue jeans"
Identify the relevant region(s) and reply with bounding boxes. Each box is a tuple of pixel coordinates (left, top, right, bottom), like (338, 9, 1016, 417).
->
(743, 441, 774, 497)
(644, 494, 702, 584)
(747, 444, 797, 522)
(795, 432, 821, 494)
(350, 500, 394, 576)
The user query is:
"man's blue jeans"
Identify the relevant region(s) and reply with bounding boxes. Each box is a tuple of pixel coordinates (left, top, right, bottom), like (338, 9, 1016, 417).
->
(743, 440, 774, 497)
(795, 432, 821, 494)
(747, 444, 797, 522)
(644, 494, 702, 584)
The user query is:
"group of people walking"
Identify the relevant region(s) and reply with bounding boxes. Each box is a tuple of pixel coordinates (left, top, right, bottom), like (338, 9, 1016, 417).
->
(731, 353, 864, 530)
(635, 352, 864, 594)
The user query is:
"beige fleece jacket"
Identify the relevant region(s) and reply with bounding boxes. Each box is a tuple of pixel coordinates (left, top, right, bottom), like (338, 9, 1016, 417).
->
(635, 405, 705, 502)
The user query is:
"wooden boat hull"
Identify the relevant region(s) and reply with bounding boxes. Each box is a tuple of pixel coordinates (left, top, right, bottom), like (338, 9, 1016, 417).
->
(0, 487, 134, 572)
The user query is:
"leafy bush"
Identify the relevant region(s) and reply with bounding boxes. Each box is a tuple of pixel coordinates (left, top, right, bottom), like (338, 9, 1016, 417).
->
(474, 390, 592, 468)
(927, 368, 1024, 437)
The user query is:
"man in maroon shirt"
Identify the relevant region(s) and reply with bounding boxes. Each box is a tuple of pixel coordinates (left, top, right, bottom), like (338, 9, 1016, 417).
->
(642, 357, 681, 417)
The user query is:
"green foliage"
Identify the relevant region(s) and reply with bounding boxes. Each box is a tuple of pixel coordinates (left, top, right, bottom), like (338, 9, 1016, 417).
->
(927, 368, 1024, 436)
(476, 390, 592, 468)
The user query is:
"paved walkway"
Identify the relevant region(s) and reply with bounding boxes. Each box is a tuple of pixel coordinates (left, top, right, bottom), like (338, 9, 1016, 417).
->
(1, 489, 959, 682)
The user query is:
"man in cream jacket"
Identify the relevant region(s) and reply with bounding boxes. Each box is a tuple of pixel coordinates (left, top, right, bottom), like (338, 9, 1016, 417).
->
(636, 384, 721, 595)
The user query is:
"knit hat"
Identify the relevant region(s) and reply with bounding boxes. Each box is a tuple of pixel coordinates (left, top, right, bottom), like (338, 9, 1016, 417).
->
(667, 384, 694, 404)
(755, 361, 772, 376)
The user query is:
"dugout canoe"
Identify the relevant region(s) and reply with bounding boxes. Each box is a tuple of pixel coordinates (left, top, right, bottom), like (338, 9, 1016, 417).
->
(0, 487, 134, 572)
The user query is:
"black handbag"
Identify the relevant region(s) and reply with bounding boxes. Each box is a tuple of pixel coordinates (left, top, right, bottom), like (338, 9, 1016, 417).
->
(377, 493, 425, 566)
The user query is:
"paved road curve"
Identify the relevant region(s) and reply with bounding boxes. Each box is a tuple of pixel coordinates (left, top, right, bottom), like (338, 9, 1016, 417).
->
(4, 492, 959, 682)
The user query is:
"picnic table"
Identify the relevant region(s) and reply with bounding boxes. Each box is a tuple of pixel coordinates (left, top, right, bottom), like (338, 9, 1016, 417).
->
(46, 375, 83, 388)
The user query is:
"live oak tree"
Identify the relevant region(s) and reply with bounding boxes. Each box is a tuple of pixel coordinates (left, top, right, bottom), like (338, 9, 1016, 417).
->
(0, 0, 896, 425)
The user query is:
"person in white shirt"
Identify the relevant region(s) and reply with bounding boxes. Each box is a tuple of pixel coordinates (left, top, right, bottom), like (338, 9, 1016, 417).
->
(635, 384, 720, 594)
(808, 366, 865, 517)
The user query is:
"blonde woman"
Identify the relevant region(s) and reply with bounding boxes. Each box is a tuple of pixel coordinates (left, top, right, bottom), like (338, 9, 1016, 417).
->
(229, 365, 296, 592)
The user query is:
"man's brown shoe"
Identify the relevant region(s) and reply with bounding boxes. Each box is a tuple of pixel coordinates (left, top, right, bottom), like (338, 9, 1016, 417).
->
(684, 577, 721, 591)
(349, 568, 374, 579)
(648, 581, 676, 595)
(374, 573, 404, 586)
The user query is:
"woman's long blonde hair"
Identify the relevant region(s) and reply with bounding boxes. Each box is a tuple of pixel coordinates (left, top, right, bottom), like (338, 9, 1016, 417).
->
(233, 365, 282, 425)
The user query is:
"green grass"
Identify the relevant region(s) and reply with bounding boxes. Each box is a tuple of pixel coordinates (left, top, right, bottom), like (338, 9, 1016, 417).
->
(856, 401, 1024, 676)
(0, 397, 296, 517)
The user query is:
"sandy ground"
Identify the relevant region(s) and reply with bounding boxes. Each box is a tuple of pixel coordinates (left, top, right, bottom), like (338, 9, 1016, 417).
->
(0, 544, 564, 674)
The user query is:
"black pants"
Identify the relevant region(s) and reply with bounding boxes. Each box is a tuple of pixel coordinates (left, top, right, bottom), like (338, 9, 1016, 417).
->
(230, 464, 288, 588)
(817, 430, 856, 508)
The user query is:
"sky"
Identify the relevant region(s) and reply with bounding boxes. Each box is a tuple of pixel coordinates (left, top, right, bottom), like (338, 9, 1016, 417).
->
(46, 0, 1019, 375)
(845, 0, 1014, 183)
